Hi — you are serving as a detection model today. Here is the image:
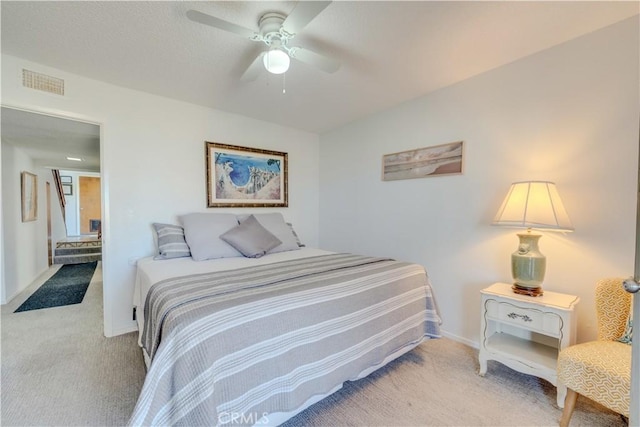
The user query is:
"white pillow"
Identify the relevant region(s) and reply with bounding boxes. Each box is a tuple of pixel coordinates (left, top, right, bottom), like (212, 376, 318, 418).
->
(180, 213, 242, 261)
(238, 213, 300, 254)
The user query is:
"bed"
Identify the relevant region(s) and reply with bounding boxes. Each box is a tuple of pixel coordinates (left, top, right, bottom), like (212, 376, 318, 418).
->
(129, 214, 441, 426)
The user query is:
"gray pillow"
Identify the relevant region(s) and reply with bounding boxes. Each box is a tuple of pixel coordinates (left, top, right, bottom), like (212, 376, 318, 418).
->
(286, 222, 305, 247)
(180, 213, 242, 261)
(220, 215, 282, 258)
(238, 213, 300, 254)
(152, 223, 191, 260)
(618, 313, 633, 345)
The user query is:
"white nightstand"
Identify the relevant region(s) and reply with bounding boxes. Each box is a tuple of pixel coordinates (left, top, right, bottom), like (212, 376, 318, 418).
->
(479, 283, 580, 408)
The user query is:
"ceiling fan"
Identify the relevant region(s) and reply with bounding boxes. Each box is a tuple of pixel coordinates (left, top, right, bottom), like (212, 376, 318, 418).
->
(186, 1, 340, 81)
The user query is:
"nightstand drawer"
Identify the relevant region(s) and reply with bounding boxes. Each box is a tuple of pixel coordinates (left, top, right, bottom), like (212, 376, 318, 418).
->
(485, 299, 561, 336)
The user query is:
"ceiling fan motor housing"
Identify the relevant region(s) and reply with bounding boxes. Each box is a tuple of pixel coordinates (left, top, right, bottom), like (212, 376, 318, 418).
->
(258, 12, 292, 74)
(259, 12, 288, 42)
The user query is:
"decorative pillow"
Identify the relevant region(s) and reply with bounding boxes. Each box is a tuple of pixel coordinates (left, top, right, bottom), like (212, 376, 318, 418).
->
(618, 311, 633, 345)
(238, 213, 300, 254)
(152, 223, 191, 260)
(286, 222, 305, 247)
(180, 213, 242, 261)
(220, 215, 282, 258)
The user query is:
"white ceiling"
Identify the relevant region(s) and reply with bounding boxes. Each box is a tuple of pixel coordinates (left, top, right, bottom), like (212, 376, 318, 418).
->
(1, 1, 638, 169)
(1, 107, 101, 172)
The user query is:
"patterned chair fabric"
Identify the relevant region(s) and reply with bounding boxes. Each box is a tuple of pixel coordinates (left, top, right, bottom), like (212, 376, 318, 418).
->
(557, 341, 631, 416)
(595, 277, 632, 342)
(557, 277, 632, 422)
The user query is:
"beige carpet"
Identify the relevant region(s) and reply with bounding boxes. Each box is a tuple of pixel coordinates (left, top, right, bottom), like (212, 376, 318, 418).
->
(283, 339, 626, 427)
(1, 265, 626, 426)
(1, 263, 145, 426)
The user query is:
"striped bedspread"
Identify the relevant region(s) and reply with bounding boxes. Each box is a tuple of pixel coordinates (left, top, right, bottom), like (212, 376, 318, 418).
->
(129, 253, 441, 426)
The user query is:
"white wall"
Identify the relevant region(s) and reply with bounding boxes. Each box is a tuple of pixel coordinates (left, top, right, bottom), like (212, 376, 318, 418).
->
(0, 139, 4, 303)
(1, 55, 320, 336)
(0, 143, 57, 303)
(319, 17, 639, 345)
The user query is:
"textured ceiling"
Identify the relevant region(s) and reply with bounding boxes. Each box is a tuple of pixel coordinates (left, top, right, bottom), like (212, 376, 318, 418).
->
(1, 1, 638, 139)
(1, 1, 640, 133)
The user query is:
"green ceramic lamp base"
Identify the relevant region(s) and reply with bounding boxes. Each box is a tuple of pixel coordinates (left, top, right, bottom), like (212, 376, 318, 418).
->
(511, 231, 546, 297)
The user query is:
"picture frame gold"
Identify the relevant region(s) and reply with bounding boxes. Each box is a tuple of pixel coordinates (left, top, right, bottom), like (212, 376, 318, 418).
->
(21, 171, 37, 222)
(205, 142, 288, 208)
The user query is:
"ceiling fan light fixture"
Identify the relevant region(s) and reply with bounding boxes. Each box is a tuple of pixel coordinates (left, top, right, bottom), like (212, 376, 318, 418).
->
(263, 49, 290, 74)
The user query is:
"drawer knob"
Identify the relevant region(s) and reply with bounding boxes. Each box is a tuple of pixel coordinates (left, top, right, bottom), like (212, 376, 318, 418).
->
(507, 312, 532, 322)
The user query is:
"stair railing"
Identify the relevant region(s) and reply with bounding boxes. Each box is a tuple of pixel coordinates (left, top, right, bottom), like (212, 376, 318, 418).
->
(51, 169, 67, 226)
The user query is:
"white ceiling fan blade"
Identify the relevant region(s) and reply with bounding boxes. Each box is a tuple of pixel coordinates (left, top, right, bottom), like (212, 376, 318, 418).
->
(240, 52, 266, 82)
(290, 47, 340, 74)
(282, 1, 331, 34)
(186, 10, 258, 40)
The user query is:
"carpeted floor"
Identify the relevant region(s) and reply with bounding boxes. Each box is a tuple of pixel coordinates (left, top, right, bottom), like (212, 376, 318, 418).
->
(0, 265, 627, 426)
(1, 263, 146, 426)
(14, 261, 98, 312)
(283, 339, 626, 426)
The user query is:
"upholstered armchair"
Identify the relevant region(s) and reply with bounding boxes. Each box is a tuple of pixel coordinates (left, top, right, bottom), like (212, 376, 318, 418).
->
(557, 277, 632, 426)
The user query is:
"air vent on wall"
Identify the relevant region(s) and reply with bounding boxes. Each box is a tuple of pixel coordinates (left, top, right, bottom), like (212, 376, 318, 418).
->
(22, 69, 64, 96)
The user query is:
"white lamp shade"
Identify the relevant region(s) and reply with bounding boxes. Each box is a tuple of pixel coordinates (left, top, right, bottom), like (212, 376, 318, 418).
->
(263, 49, 290, 74)
(493, 181, 573, 232)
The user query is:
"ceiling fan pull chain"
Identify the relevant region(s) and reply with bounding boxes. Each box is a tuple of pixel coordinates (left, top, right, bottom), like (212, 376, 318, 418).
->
(282, 73, 286, 94)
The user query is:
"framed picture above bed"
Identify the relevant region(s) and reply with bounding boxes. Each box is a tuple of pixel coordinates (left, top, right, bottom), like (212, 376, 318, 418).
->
(205, 141, 288, 208)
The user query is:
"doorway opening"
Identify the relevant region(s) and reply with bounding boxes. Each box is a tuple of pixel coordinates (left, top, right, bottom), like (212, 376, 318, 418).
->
(54, 171, 102, 265)
(1, 106, 103, 324)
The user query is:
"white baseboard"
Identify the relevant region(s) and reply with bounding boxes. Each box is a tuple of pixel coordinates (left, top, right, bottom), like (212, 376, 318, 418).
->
(440, 329, 479, 349)
(106, 320, 138, 338)
(3, 265, 53, 305)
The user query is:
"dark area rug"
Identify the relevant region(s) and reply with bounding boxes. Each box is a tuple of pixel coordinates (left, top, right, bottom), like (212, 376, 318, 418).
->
(15, 261, 98, 312)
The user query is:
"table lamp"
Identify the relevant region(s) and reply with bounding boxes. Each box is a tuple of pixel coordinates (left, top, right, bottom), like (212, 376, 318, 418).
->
(492, 181, 573, 296)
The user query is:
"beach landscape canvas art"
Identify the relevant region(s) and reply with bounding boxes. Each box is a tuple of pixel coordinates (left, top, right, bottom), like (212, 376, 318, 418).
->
(382, 141, 464, 181)
(206, 142, 288, 207)
(21, 171, 37, 222)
